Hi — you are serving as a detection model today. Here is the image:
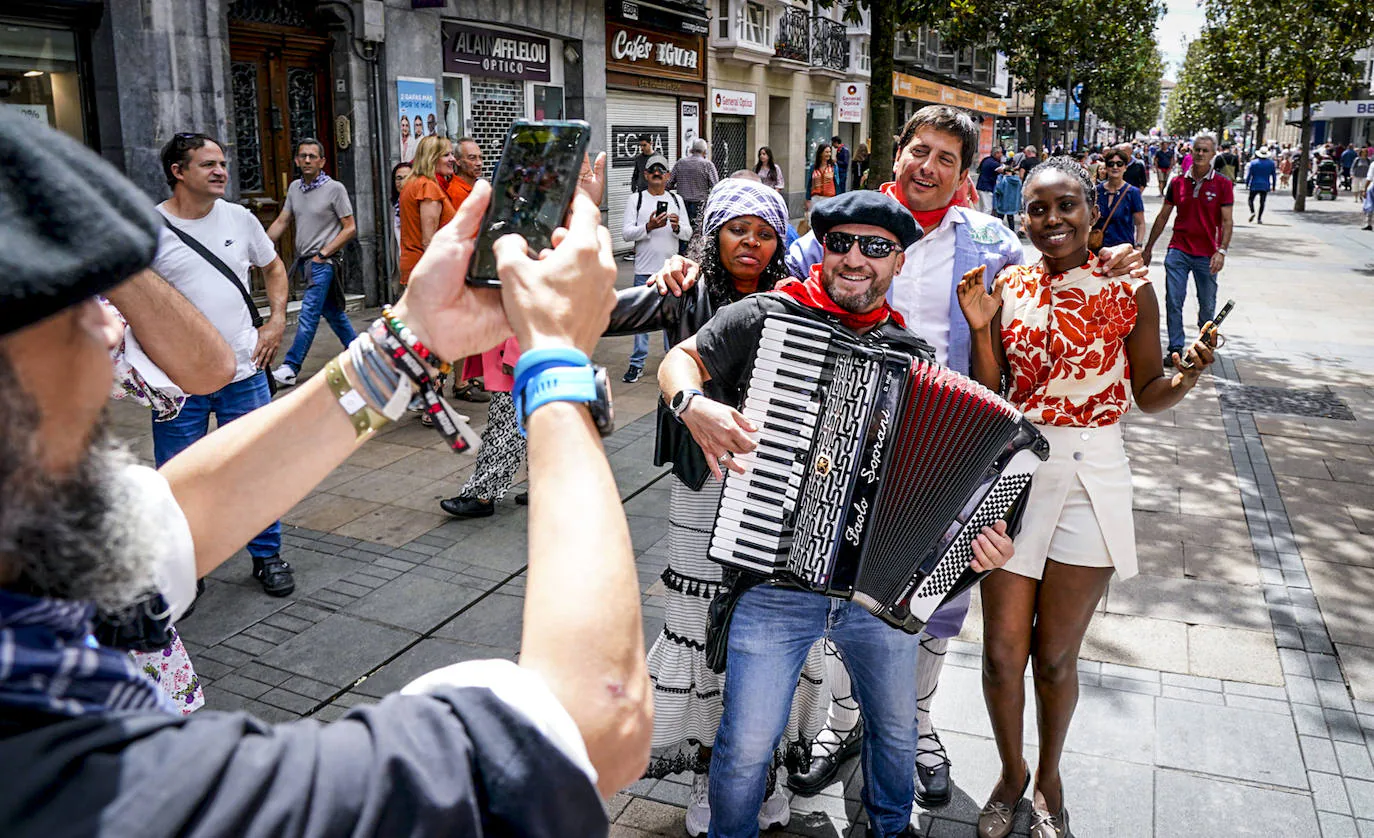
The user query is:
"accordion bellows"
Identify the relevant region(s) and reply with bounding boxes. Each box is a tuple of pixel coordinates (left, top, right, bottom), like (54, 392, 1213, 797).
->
(710, 313, 1051, 633)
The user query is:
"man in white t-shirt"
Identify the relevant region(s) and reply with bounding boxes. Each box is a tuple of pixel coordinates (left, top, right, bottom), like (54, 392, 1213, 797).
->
(150, 132, 295, 597)
(619, 154, 689, 383)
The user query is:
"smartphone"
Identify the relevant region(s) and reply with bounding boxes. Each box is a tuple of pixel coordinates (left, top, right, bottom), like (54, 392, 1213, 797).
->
(1179, 299, 1234, 369)
(466, 120, 592, 287)
(656, 200, 668, 217)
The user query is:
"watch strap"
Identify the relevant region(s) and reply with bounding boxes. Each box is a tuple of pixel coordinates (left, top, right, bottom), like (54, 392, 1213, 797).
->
(513, 346, 591, 398)
(672, 388, 703, 418)
(517, 365, 598, 436)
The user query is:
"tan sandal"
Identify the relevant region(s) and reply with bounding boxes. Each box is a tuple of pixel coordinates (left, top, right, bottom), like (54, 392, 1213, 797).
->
(977, 763, 1030, 838)
(1030, 804, 1070, 838)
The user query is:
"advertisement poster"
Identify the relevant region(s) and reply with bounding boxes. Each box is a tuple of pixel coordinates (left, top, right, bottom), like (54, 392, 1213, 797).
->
(711, 88, 756, 116)
(680, 101, 700, 159)
(837, 82, 865, 124)
(396, 77, 438, 163)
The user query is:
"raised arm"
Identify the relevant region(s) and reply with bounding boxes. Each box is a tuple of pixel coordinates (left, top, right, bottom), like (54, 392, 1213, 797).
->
(103, 268, 235, 394)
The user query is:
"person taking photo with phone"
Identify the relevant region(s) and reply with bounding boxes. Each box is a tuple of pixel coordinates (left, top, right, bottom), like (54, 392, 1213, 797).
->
(958, 157, 1217, 838)
(620, 154, 691, 384)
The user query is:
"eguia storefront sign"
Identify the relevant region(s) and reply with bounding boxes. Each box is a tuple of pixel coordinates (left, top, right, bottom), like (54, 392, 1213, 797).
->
(605, 22, 704, 83)
(442, 22, 551, 82)
(712, 88, 756, 116)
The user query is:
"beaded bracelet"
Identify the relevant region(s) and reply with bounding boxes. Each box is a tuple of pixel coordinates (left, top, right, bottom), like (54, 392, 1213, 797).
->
(348, 332, 414, 421)
(381, 305, 452, 376)
(370, 321, 479, 455)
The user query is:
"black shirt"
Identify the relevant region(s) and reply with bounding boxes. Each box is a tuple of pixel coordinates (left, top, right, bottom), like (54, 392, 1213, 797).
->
(1124, 160, 1148, 189)
(630, 152, 652, 193)
(0, 686, 606, 838)
(695, 294, 936, 408)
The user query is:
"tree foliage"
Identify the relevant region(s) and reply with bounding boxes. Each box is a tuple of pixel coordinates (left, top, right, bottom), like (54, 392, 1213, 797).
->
(1080, 33, 1165, 139)
(1165, 38, 1226, 137)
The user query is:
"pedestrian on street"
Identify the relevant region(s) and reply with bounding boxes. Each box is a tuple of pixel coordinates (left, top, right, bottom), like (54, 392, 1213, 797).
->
(439, 336, 527, 519)
(851, 141, 871, 190)
(603, 177, 817, 838)
(832, 135, 851, 193)
(754, 145, 784, 192)
(266, 138, 359, 388)
(1216, 142, 1239, 181)
(397, 135, 456, 287)
(1279, 151, 1294, 190)
(1017, 145, 1039, 179)
(1142, 131, 1234, 367)
(0, 112, 654, 834)
(783, 105, 1150, 813)
(1154, 143, 1175, 195)
(806, 143, 837, 211)
(994, 163, 1024, 235)
(619, 153, 690, 384)
(977, 146, 1006, 214)
(390, 161, 412, 261)
(670, 138, 719, 250)
(1341, 144, 1357, 189)
(1122, 143, 1149, 191)
(1361, 176, 1374, 230)
(1093, 147, 1146, 247)
(631, 132, 655, 194)
(445, 136, 483, 211)
(150, 132, 294, 597)
(1246, 145, 1277, 224)
(959, 155, 1217, 838)
(1352, 148, 1370, 201)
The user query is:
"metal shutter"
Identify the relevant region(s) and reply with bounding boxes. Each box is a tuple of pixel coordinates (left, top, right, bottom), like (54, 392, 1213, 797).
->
(606, 91, 679, 252)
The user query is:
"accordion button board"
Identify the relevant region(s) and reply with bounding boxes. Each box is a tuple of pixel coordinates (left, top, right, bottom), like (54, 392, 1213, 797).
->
(709, 312, 1051, 634)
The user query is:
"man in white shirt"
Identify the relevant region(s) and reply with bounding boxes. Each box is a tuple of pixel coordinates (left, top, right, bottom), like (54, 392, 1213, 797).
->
(620, 154, 690, 383)
(150, 132, 295, 597)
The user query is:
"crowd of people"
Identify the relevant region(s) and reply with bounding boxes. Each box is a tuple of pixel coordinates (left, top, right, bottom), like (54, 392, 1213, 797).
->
(2, 101, 1239, 838)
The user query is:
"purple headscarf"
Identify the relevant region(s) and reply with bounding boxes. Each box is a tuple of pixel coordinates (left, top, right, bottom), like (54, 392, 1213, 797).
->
(700, 178, 790, 239)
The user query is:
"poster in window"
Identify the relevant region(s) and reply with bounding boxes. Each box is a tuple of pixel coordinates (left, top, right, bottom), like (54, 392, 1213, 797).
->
(396, 77, 437, 163)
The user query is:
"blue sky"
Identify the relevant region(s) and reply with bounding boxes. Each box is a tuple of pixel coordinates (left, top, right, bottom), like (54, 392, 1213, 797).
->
(1156, 0, 1207, 81)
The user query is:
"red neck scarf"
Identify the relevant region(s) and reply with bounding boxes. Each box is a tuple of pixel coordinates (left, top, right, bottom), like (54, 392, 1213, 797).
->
(880, 181, 956, 230)
(773, 264, 906, 333)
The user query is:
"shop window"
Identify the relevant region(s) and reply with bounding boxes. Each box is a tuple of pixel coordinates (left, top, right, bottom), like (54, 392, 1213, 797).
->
(0, 23, 84, 141)
(534, 85, 564, 120)
(441, 76, 466, 139)
(738, 1, 771, 47)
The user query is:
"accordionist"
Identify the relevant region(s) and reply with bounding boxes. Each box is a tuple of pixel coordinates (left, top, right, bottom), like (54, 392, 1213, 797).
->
(655, 190, 1018, 838)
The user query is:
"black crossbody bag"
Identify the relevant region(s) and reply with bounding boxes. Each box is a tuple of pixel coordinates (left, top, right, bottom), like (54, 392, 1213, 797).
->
(163, 219, 276, 395)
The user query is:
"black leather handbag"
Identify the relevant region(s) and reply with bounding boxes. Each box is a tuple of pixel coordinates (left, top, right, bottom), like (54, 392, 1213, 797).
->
(653, 397, 711, 492)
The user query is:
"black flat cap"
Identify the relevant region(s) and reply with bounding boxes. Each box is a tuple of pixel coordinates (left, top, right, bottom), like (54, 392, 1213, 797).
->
(0, 110, 161, 337)
(810, 191, 922, 250)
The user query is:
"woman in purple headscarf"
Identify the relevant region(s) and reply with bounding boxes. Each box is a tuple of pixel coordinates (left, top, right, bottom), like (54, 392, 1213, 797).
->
(604, 177, 822, 836)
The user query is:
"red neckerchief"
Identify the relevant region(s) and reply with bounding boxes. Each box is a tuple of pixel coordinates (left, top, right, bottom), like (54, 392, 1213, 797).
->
(773, 264, 906, 333)
(880, 181, 955, 230)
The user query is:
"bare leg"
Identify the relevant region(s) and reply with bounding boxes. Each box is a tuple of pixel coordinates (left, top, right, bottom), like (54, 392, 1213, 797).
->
(1028, 559, 1114, 814)
(980, 569, 1038, 806)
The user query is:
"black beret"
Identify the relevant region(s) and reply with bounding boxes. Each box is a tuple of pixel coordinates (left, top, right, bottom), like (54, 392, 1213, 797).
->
(0, 110, 161, 337)
(810, 191, 922, 250)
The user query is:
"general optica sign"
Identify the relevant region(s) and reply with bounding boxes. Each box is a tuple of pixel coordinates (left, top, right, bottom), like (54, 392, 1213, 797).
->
(442, 22, 551, 82)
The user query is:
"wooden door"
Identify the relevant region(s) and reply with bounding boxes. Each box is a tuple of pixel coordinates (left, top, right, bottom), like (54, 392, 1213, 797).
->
(228, 23, 333, 300)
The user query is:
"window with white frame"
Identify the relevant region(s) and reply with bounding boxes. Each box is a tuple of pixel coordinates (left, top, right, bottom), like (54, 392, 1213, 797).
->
(738, 1, 771, 47)
(859, 37, 870, 72)
(717, 0, 730, 39)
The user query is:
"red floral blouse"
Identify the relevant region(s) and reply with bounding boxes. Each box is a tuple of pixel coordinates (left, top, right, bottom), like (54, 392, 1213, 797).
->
(997, 261, 1151, 427)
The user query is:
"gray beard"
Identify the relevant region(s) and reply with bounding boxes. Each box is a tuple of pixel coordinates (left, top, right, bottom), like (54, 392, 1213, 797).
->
(0, 355, 160, 614)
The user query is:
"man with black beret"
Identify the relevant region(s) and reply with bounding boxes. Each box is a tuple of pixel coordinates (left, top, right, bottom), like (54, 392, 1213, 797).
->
(656, 189, 1016, 838)
(0, 110, 655, 837)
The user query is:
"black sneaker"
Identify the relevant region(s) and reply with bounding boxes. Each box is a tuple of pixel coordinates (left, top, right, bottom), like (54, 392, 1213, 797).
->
(514, 491, 529, 506)
(252, 554, 295, 597)
(440, 496, 494, 518)
(1163, 352, 1178, 368)
(622, 365, 643, 384)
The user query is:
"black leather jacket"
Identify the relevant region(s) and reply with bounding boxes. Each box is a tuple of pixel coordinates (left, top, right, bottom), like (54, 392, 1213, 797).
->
(603, 280, 719, 348)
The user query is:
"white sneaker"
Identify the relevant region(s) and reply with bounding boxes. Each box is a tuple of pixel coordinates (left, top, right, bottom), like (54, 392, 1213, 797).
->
(271, 364, 297, 386)
(758, 786, 791, 831)
(685, 773, 710, 837)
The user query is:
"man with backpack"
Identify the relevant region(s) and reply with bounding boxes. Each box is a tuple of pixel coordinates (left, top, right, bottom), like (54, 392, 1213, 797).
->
(620, 154, 690, 383)
(150, 132, 294, 598)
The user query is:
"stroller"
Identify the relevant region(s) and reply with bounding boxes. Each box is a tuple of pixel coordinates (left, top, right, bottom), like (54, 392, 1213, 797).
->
(1315, 159, 1339, 200)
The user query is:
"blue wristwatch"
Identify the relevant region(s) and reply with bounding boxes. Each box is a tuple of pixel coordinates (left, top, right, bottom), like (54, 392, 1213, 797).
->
(514, 354, 615, 437)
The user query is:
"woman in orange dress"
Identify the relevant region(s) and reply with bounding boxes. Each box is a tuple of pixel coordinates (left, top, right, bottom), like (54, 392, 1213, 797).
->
(397, 135, 456, 286)
(806, 143, 837, 211)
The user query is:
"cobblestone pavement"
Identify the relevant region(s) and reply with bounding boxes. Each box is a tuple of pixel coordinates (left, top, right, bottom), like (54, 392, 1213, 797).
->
(109, 194, 1374, 836)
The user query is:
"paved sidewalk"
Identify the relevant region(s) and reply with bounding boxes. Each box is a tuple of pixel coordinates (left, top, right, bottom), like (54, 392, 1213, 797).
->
(111, 194, 1374, 836)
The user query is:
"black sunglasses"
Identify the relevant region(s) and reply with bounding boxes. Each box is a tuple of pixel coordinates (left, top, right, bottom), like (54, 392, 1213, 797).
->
(1104, 160, 1126, 167)
(823, 231, 899, 258)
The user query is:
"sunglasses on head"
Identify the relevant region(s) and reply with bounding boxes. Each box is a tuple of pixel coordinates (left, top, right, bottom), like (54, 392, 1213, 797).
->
(823, 231, 899, 258)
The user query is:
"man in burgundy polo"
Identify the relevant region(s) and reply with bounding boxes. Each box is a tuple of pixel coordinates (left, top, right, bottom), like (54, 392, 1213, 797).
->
(1142, 130, 1234, 366)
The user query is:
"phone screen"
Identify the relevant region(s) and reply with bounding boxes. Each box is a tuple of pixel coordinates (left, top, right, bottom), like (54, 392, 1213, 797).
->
(468, 120, 591, 285)
(656, 200, 668, 217)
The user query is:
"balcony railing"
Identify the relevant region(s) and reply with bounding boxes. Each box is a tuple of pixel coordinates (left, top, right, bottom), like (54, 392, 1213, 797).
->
(811, 16, 848, 72)
(774, 7, 810, 63)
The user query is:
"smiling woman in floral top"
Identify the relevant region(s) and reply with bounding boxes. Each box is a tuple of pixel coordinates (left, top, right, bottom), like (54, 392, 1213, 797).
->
(957, 156, 1218, 838)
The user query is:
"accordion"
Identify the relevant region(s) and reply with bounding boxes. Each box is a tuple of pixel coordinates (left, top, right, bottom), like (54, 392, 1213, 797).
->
(709, 313, 1050, 633)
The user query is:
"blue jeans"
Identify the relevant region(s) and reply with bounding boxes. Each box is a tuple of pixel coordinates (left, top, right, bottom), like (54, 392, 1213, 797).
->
(709, 585, 923, 838)
(282, 261, 358, 373)
(1163, 248, 1217, 354)
(628, 274, 671, 368)
(152, 371, 281, 558)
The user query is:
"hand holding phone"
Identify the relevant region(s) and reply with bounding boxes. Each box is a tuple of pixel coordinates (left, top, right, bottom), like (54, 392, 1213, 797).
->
(1179, 299, 1233, 370)
(647, 211, 668, 231)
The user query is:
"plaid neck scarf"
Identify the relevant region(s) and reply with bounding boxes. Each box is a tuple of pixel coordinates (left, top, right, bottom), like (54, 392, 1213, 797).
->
(299, 172, 333, 194)
(0, 588, 173, 718)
